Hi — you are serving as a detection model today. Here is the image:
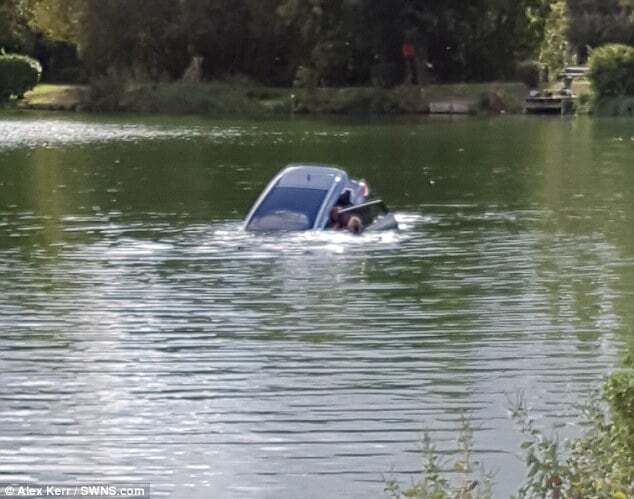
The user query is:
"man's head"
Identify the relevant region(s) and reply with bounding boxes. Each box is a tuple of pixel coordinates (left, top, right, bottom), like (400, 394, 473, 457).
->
(347, 216, 363, 235)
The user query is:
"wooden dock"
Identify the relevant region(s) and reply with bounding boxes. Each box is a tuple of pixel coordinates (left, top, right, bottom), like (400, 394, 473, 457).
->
(525, 95, 575, 114)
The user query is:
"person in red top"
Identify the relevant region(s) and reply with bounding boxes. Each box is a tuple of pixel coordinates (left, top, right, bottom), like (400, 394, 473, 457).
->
(402, 39, 418, 85)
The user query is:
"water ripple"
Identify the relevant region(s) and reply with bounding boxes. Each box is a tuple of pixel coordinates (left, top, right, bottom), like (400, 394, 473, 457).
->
(1, 115, 632, 499)
(0, 206, 625, 498)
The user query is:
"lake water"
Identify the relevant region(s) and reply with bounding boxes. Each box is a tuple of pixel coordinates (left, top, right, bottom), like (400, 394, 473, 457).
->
(0, 112, 632, 498)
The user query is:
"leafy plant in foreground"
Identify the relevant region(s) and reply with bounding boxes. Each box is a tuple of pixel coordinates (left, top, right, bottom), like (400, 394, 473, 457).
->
(385, 417, 493, 499)
(511, 372, 634, 499)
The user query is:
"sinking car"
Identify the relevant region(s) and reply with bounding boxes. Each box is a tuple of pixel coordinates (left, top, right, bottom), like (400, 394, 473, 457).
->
(244, 164, 398, 233)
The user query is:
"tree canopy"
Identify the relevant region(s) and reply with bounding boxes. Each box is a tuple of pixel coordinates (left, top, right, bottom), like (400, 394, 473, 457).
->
(2, 0, 634, 85)
(0, 0, 33, 53)
(567, 0, 634, 60)
(0, 0, 550, 85)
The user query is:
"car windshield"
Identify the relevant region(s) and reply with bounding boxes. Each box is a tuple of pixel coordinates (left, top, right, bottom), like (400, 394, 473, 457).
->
(247, 187, 329, 231)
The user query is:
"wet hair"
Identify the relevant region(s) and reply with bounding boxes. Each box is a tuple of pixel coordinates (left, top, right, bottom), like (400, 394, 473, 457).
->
(347, 216, 363, 235)
(337, 190, 352, 207)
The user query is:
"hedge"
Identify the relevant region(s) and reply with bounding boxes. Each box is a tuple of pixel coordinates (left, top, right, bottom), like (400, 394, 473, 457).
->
(588, 44, 634, 97)
(0, 53, 42, 101)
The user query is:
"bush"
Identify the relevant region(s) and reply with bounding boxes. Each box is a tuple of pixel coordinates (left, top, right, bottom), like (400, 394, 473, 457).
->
(0, 53, 42, 101)
(385, 418, 493, 499)
(512, 370, 634, 499)
(605, 371, 634, 452)
(588, 44, 634, 97)
(592, 97, 634, 116)
(387, 369, 634, 499)
(516, 61, 541, 89)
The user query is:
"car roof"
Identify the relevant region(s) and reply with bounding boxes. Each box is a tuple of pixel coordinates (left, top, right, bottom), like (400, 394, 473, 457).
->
(276, 165, 348, 190)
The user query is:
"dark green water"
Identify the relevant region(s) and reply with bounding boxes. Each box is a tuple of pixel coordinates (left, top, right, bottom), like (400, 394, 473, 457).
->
(0, 112, 632, 498)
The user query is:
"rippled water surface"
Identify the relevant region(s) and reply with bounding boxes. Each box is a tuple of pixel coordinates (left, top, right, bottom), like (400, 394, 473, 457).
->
(0, 112, 633, 498)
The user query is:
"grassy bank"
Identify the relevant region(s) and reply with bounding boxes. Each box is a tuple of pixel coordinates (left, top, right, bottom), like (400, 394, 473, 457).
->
(295, 82, 527, 114)
(20, 80, 634, 117)
(19, 84, 89, 111)
(18, 81, 529, 116)
(113, 82, 292, 115)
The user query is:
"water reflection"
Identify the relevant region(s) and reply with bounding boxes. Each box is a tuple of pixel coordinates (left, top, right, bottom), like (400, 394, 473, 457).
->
(0, 114, 632, 499)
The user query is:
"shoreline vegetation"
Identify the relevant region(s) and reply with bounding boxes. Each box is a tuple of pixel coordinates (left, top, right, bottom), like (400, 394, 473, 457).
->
(19, 80, 634, 118)
(16, 81, 531, 116)
(387, 361, 634, 498)
(4, 2, 634, 118)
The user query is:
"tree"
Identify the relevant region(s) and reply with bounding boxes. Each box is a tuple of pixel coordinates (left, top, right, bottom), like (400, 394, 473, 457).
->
(391, 0, 546, 81)
(539, 0, 570, 77)
(22, 0, 554, 85)
(0, 0, 34, 52)
(567, 0, 634, 62)
(26, 0, 77, 42)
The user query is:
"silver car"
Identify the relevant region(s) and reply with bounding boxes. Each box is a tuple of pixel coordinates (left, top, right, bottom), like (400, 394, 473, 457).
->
(244, 164, 398, 232)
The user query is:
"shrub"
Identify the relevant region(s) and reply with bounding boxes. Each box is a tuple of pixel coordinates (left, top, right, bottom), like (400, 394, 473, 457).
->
(387, 369, 634, 499)
(385, 417, 493, 499)
(516, 61, 541, 89)
(605, 371, 634, 452)
(512, 371, 634, 499)
(588, 44, 634, 97)
(0, 53, 42, 100)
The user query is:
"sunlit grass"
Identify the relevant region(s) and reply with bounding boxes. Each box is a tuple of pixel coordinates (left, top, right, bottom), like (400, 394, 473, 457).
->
(18, 81, 529, 115)
(21, 84, 88, 109)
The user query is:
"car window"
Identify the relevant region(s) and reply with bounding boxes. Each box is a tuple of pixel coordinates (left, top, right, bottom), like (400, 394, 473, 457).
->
(247, 187, 328, 231)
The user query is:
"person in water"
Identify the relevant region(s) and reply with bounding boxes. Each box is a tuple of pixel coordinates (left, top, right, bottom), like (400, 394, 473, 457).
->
(329, 207, 364, 234)
(347, 215, 363, 234)
(328, 189, 365, 233)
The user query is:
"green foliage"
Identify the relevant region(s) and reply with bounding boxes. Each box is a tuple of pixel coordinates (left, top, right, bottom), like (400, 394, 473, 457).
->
(605, 371, 634, 449)
(26, 0, 77, 42)
(510, 395, 569, 499)
(591, 96, 634, 115)
(512, 371, 634, 499)
(25, 0, 548, 86)
(83, 80, 293, 115)
(567, 0, 634, 57)
(539, 0, 569, 78)
(389, 372, 634, 499)
(0, 52, 42, 100)
(385, 418, 493, 499)
(588, 44, 634, 97)
(0, 0, 34, 53)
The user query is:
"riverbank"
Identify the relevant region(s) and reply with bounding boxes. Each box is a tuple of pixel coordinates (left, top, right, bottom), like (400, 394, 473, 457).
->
(19, 81, 529, 116)
(19, 81, 634, 118)
(18, 84, 89, 111)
